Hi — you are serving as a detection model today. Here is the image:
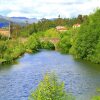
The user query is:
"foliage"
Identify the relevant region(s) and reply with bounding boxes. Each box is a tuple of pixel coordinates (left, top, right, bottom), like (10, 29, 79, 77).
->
(10, 14, 86, 37)
(0, 41, 8, 58)
(57, 36, 71, 53)
(41, 41, 55, 50)
(0, 39, 26, 63)
(57, 30, 72, 53)
(43, 28, 60, 38)
(29, 73, 74, 100)
(0, 9, 99, 64)
(0, 34, 8, 40)
(91, 96, 100, 100)
(0, 34, 41, 64)
(70, 9, 100, 63)
(25, 35, 40, 53)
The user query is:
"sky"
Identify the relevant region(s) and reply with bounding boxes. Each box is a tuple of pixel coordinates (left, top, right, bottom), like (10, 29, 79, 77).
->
(0, 0, 100, 19)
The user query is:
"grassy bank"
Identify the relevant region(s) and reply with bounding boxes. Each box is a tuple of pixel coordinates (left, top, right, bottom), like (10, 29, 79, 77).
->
(0, 33, 56, 64)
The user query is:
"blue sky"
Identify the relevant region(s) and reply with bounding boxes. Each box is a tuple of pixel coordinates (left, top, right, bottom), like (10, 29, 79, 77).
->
(0, 0, 100, 18)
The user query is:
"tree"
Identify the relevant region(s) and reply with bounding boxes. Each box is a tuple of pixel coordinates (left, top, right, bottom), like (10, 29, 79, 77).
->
(72, 9, 100, 63)
(77, 15, 83, 24)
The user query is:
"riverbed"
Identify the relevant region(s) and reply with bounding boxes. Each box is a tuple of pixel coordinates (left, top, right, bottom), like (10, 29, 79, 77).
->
(0, 50, 100, 100)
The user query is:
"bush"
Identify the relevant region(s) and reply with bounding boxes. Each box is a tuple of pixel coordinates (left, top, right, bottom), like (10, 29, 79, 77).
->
(0, 40, 26, 63)
(44, 28, 60, 38)
(0, 41, 8, 58)
(41, 41, 55, 50)
(29, 73, 74, 100)
(0, 34, 8, 40)
(92, 96, 100, 100)
(25, 35, 41, 53)
(57, 36, 72, 53)
(71, 9, 100, 63)
(10, 44, 26, 59)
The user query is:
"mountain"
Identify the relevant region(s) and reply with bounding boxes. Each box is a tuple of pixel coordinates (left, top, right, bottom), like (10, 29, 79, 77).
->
(0, 15, 38, 28)
(10, 17, 38, 24)
(49, 18, 57, 20)
(0, 16, 9, 27)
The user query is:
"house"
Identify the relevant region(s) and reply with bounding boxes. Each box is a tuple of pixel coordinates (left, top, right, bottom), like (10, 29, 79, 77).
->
(0, 28, 10, 37)
(73, 23, 81, 28)
(56, 26, 68, 32)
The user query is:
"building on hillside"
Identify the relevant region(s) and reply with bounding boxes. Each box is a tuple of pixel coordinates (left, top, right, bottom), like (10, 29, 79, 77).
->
(56, 26, 68, 32)
(0, 22, 11, 38)
(0, 28, 10, 37)
(73, 23, 81, 28)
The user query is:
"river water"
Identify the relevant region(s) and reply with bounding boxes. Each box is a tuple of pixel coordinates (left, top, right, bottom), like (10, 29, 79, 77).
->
(0, 50, 100, 100)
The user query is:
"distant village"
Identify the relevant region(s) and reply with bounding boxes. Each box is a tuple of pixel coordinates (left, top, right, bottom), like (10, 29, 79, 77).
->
(0, 23, 81, 37)
(56, 23, 80, 32)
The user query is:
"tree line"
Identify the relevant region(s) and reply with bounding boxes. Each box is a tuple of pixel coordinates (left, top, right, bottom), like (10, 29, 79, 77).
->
(9, 14, 87, 38)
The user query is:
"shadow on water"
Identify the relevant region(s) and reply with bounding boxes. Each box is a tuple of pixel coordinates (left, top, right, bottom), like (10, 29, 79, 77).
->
(0, 51, 40, 72)
(0, 63, 14, 71)
(75, 58, 100, 74)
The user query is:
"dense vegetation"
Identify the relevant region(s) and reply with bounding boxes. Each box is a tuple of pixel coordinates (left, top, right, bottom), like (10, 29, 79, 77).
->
(29, 73, 74, 100)
(92, 96, 100, 100)
(9, 14, 86, 38)
(70, 9, 100, 63)
(0, 34, 41, 63)
(57, 30, 72, 53)
(40, 41, 55, 50)
(0, 32, 57, 64)
(0, 9, 100, 64)
(56, 9, 100, 64)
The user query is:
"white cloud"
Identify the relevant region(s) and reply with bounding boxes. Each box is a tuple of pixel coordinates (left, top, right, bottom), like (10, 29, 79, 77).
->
(0, 0, 100, 18)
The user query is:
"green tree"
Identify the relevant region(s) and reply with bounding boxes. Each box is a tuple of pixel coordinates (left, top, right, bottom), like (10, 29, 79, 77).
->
(71, 9, 100, 63)
(57, 35, 72, 53)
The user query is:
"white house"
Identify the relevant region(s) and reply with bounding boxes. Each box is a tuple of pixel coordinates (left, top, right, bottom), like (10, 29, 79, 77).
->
(0, 29, 10, 37)
(56, 26, 68, 32)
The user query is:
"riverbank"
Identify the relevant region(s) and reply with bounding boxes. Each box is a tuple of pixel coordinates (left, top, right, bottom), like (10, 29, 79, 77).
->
(0, 34, 56, 64)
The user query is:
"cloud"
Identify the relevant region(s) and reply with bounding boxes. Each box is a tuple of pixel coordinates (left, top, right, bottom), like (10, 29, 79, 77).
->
(0, 0, 100, 18)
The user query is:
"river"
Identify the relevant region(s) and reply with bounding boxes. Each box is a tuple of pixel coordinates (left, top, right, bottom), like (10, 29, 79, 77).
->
(0, 50, 100, 100)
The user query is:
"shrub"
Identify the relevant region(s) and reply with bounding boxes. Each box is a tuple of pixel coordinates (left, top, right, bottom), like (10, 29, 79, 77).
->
(44, 28, 60, 38)
(71, 9, 100, 63)
(41, 41, 55, 50)
(92, 96, 100, 100)
(0, 41, 7, 58)
(57, 36, 72, 53)
(0, 34, 8, 40)
(29, 73, 74, 100)
(25, 35, 41, 53)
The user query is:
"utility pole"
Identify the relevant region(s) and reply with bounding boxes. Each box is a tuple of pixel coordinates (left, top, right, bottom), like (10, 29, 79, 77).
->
(7, 17, 11, 40)
(26, 20, 29, 36)
(58, 14, 60, 18)
(8, 21, 11, 39)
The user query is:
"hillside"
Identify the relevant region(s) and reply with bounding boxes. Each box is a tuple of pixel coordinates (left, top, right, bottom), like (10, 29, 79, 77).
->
(0, 15, 38, 28)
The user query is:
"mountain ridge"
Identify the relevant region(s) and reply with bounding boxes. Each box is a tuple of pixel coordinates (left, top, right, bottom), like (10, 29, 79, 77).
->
(0, 15, 38, 28)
